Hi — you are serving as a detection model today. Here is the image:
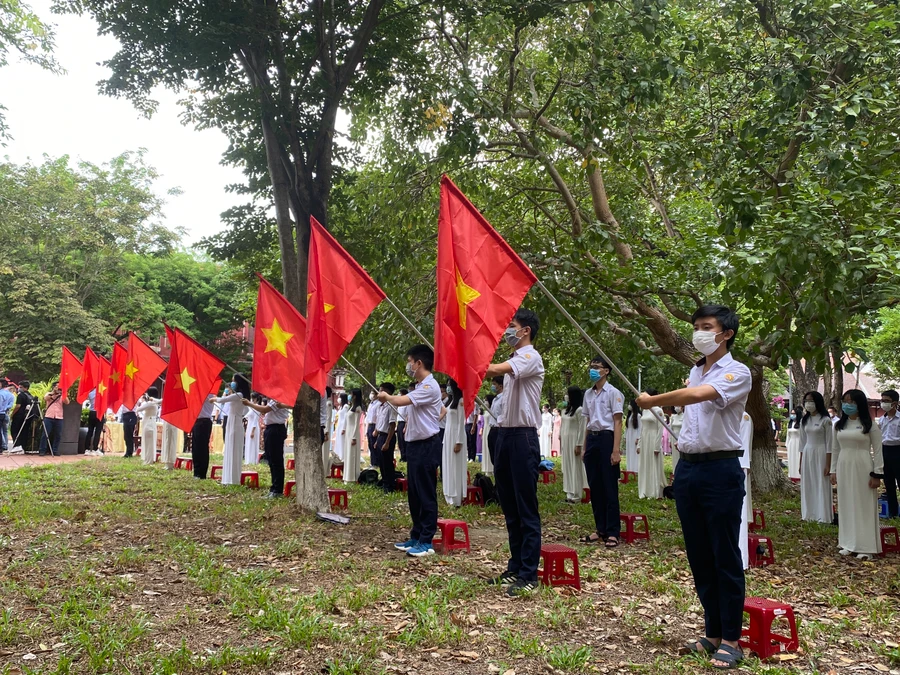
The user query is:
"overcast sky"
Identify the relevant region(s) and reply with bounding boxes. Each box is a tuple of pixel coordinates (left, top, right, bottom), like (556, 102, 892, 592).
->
(0, 0, 246, 245)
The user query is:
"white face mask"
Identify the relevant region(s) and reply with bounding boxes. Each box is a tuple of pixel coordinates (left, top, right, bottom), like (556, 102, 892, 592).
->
(674, 407, 682, 414)
(692, 330, 723, 356)
(804, 401, 818, 413)
(882, 402, 895, 412)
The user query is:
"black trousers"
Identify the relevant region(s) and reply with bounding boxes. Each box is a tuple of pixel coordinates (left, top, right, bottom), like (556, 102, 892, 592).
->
(406, 434, 441, 544)
(465, 423, 477, 460)
(265, 423, 288, 494)
(883, 445, 900, 518)
(191, 418, 213, 478)
(495, 427, 541, 582)
(367, 423, 379, 468)
(11, 415, 32, 451)
(674, 457, 745, 641)
(122, 412, 138, 457)
(87, 411, 105, 450)
(376, 431, 397, 492)
(583, 431, 621, 538)
(397, 421, 407, 462)
(488, 427, 499, 466)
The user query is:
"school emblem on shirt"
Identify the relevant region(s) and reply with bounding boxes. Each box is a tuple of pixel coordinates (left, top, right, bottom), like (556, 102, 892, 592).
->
(743, 414, 750, 420)
(725, 374, 735, 382)
(423, 385, 430, 389)
(525, 354, 532, 359)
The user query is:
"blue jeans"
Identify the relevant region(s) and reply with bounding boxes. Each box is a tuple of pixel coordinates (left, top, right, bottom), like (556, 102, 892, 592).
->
(495, 427, 542, 582)
(0, 412, 8, 451)
(39, 418, 64, 456)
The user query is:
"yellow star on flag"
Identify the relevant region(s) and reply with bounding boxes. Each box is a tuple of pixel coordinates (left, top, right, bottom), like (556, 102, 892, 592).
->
(179, 368, 197, 394)
(455, 267, 481, 330)
(261, 317, 294, 358)
(125, 361, 139, 379)
(111, 371, 121, 384)
(98, 382, 108, 394)
(307, 293, 335, 313)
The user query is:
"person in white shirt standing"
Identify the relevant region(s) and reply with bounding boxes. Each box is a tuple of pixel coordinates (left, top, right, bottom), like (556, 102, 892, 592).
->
(244, 396, 291, 498)
(365, 391, 381, 470)
(375, 383, 399, 492)
(879, 390, 900, 519)
(581, 357, 624, 547)
(637, 305, 751, 670)
(485, 309, 545, 597)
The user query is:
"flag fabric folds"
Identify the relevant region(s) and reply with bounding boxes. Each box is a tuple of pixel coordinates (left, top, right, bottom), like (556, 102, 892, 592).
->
(122, 332, 167, 409)
(108, 342, 129, 412)
(161, 326, 225, 432)
(94, 357, 112, 415)
(253, 275, 307, 404)
(434, 175, 537, 415)
(76, 347, 101, 404)
(60, 346, 82, 393)
(303, 216, 386, 394)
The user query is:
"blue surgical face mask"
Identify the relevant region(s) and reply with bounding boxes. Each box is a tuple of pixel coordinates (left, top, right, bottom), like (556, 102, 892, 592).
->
(588, 368, 604, 382)
(842, 403, 858, 416)
(445, 386, 452, 396)
(490, 384, 497, 393)
(230, 382, 237, 390)
(504, 327, 522, 348)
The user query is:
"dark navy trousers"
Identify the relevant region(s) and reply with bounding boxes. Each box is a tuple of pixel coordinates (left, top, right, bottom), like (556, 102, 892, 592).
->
(673, 457, 746, 641)
(583, 431, 620, 538)
(495, 427, 541, 582)
(406, 434, 441, 544)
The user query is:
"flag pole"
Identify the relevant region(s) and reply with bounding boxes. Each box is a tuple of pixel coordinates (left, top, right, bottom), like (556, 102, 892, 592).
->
(533, 278, 677, 439)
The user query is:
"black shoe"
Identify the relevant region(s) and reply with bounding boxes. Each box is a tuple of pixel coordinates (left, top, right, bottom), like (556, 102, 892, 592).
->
(487, 570, 518, 586)
(506, 579, 537, 597)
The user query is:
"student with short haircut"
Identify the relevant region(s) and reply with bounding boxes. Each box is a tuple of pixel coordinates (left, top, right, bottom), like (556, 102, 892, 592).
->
(879, 389, 900, 519)
(637, 305, 751, 670)
(375, 382, 398, 492)
(243, 396, 291, 498)
(485, 308, 545, 597)
(381, 344, 443, 557)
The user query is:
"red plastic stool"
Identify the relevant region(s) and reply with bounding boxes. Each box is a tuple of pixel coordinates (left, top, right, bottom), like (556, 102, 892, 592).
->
(581, 488, 591, 504)
(749, 535, 775, 567)
(619, 513, 650, 544)
(174, 457, 187, 469)
(880, 526, 900, 554)
(240, 471, 260, 489)
(740, 597, 799, 660)
(539, 470, 557, 484)
(551, 450, 559, 457)
(286, 458, 295, 470)
(328, 488, 348, 510)
(538, 544, 581, 590)
(396, 477, 409, 492)
(463, 485, 484, 506)
(619, 470, 637, 484)
(210, 465, 223, 480)
(749, 509, 766, 532)
(329, 464, 343, 479)
(284, 480, 296, 497)
(432, 518, 470, 554)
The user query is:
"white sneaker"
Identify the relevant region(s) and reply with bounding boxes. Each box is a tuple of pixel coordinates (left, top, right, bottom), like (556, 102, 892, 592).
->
(856, 553, 874, 561)
(839, 548, 852, 556)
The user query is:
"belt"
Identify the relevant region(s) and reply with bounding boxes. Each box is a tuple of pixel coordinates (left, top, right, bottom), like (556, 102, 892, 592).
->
(680, 450, 744, 463)
(587, 430, 613, 436)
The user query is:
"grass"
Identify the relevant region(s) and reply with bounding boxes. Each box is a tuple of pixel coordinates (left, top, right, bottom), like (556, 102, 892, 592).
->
(0, 453, 896, 674)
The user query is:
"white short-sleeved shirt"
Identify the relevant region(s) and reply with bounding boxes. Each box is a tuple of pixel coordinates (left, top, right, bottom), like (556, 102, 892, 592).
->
(404, 374, 442, 442)
(498, 345, 544, 429)
(678, 352, 752, 454)
(265, 404, 291, 425)
(366, 400, 381, 425)
(376, 399, 399, 434)
(489, 393, 503, 423)
(582, 382, 624, 431)
(879, 411, 900, 445)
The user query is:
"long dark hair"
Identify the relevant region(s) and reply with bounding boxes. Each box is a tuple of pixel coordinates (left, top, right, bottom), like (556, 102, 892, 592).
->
(801, 391, 828, 426)
(339, 392, 349, 407)
(350, 388, 363, 412)
(565, 386, 583, 416)
(626, 400, 641, 429)
(447, 379, 462, 410)
(790, 406, 803, 430)
(836, 389, 872, 433)
(232, 373, 251, 399)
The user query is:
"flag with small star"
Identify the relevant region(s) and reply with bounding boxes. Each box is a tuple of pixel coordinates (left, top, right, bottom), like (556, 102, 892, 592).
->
(161, 325, 225, 432)
(107, 341, 129, 412)
(435, 175, 537, 415)
(252, 274, 307, 404)
(122, 332, 168, 409)
(93, 356, 112, 415)
(303, 216, 386, 394)
(59, 346, 82, 394)
(76, 347, 101, 404)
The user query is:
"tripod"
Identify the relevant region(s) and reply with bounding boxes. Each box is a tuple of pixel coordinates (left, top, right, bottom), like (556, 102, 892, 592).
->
(10, 398, 53, 456)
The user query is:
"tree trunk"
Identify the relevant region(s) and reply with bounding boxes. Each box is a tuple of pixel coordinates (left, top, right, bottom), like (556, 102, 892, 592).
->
(831, 345, 844, 408)
(791, 360, 819, 406)
(747, 364, 791, 493)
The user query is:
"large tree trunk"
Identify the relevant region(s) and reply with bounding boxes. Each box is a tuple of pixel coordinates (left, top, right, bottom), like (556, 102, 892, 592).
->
(748, 364, 791, 493)
(791, 360, 819, 407)
(831, 345, 844, 408)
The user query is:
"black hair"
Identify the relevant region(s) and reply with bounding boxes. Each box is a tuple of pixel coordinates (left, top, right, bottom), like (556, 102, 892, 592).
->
(146, 386, 159, 398)
(20, 380, 30, 389)
(326, 386, 333, 398)
(836, 389, 872, 433)
(0, 379, 6, 387)
(406, 344, 434, 372)
(565, 386, 583, 416)
(447, 379, 462, 410)
(882, 390, 899, 403)
(590, 355, 611, 370)
(231, 373, 251, 399)
(350, 388, 363, 412)
(251, 392, 263, 403)
(400, 388, 408, 396)
(626, 399, 641, 429)
(380, 382, 396, 395)
(801, 391, 828, 426)
(339, 393, 349, 407)
(485, 394, 496, 407)
(512, 308, 539, 342)
(790, 406, 803, 429)
(492, 375, 504, 387)
(690, 304, 739, 349)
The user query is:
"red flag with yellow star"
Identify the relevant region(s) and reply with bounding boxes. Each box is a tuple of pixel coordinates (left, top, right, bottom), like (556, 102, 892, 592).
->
(93, 356, 112, 415)
(60, 346, 82, 394)
(107, 341, 128, 412)
(435, 175, 537, 415)
(252, 274, 307, 404)
(122, 332, 167, 409)
(161, 325, 226, 432)
(303, 216, 386, 394)
(76, 347, 101, 404)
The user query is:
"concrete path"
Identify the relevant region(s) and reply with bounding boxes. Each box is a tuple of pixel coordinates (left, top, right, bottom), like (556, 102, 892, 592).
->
(0, 453, 103, 471)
